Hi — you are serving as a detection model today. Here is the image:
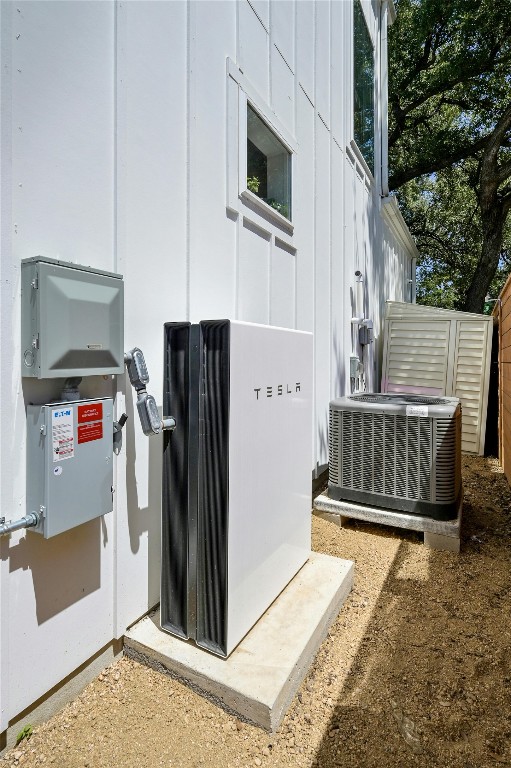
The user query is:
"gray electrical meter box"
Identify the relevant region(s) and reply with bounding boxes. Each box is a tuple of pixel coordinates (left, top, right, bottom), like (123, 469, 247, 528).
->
(21, 257, 124, 378)
(27, 398, 114, 537)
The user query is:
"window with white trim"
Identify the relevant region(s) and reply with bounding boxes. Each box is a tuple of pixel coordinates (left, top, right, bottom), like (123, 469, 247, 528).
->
(246, 104, 292, 221)
(353, 0, 375, 175)
(227, 59, 296, 233)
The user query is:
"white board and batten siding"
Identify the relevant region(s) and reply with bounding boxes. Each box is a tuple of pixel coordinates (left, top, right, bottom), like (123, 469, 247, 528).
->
(0, 0, 411, 734)
(382, 302, 493, 455)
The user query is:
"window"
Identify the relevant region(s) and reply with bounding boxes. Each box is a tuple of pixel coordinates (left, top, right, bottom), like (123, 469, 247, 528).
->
(354, 0, 374, 174)
(226, 58, 296, 233)
(246, 104, 292, 221)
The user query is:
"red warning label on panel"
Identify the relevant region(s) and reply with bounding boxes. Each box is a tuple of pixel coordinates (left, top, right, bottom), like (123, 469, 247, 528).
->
(78, 403, 103, 423)
(78, 421, 103, 444)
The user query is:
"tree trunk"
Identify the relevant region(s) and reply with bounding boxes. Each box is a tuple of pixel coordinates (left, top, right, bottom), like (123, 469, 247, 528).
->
(462, 203, 506, 313)
(462, 105, 511, 313)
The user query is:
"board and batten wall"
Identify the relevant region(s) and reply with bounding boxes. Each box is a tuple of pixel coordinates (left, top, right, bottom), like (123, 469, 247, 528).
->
(0, 0, 411, 735)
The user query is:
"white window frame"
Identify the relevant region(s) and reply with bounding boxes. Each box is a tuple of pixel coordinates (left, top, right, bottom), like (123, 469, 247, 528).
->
(227, 58, 297, 235)
(351, 0, 376, 183)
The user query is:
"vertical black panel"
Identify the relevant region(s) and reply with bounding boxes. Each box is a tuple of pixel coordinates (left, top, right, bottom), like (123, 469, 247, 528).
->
(186, 324, 201, 636)
(196, 320, 230, 656)
(161, 322, 191, 638)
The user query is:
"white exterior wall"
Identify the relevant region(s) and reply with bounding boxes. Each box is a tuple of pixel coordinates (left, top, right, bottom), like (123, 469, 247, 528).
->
(382, 196, 418, 305)
(0, 0, 412, 732)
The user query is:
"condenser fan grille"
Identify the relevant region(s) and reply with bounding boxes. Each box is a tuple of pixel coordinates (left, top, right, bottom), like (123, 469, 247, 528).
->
(328, 397, 461, 519)
(435, 418, 460, 502)
(350, 393, 449, 406)
(330, 411, 433, 501)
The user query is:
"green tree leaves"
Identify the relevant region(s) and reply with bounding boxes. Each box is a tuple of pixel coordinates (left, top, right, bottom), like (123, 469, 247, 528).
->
(388, 0, 511, 310)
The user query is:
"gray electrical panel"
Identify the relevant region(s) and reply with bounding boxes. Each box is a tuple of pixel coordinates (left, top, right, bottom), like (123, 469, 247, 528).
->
(21, 257, 124, 378)
(26, 398, 114, 537)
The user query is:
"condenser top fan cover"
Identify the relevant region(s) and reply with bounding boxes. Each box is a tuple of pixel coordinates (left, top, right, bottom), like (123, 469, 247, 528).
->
(328, 393, 462, 520)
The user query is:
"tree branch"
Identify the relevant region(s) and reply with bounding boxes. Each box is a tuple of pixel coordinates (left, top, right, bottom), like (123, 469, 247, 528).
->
(389, 135, 489, 190)
(480, 102, 511, 176)
(390, 52, 511, 135)
(497, 158, 511, 186)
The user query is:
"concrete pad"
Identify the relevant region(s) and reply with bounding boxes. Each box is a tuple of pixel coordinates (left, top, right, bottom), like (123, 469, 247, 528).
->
(124, 552, 353, 731)
(314, 493, 462, 551)
(424, 530, 461, 553)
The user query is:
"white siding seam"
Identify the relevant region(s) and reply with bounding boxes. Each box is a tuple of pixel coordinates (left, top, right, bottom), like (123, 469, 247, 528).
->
(185, 0, 192, 319)
(235, 0, 240, 64)
(112, 0, 120, 642)
(273, 43, 294, 76)
(328, 0, 332, 135)
(293, 0, 299, 331)
(329, 127, 333, 405)
(346, 0, 353, 149)
(292, 0, 297, 137)
(318, 112, 330, 131)
(247, 0, 269, 34)
(0, 0, 13, 733)
(330, 0, 340, 394)
(269, 235, 273, 326)
(294, 245, 298, 330)
(235, 212, 240, 320)
(269, 0, 273, 110)
(113, 4, 118, 277)
(299, 82, 314, 109)
(312, 0, 317, 475)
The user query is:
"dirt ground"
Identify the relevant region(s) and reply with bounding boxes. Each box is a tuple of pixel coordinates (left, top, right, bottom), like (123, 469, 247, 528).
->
(2, 455, 511, 768)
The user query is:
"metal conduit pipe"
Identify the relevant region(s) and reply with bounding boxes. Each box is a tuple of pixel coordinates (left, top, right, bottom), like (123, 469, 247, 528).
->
(0, 512, 39, 537)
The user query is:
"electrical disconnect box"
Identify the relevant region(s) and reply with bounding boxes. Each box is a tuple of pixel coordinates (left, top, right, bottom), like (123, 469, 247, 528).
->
(26, 398, 114, 537)
(21, 257, 124, 378)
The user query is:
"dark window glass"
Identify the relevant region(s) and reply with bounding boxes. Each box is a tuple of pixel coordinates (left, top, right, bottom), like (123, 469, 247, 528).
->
(247, 104, 291, 221)
(354, 1, 374, 174)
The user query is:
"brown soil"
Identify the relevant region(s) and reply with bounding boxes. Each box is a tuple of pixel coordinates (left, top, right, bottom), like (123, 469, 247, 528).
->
(2, 455, 511, 768)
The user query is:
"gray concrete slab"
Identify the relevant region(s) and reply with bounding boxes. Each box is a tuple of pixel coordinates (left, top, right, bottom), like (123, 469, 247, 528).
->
(423, 530, 461, 553)
(124, 552, 354, 732)
(314, 493, 462, 552)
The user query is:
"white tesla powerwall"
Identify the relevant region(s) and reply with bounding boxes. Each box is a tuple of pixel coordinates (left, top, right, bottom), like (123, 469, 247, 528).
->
(161, 320, 313, 657)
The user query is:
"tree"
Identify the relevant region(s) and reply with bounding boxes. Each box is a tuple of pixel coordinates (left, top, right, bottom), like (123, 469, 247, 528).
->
(464, 105, 511, 310)
(388, 0, 511, 311)
(399, 164, 511, 309)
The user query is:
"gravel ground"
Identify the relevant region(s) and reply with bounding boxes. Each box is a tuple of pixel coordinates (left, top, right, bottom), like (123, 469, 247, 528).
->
(2, 455, 511, 768)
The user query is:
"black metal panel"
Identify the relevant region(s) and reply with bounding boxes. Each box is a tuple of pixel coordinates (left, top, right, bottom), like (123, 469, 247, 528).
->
(196, 320, 230, 656)
(161, 322, 192, 638)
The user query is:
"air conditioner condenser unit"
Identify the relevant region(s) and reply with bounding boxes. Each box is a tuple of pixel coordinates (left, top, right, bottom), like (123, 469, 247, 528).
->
(161, 320, 313, 657)
(328, 394, 462, 520)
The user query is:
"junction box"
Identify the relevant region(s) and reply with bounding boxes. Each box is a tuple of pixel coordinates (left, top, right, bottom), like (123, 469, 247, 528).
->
(26, 398, 114, 537)
(20, 256, 124, 537)
(21, 257, 124, 379)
